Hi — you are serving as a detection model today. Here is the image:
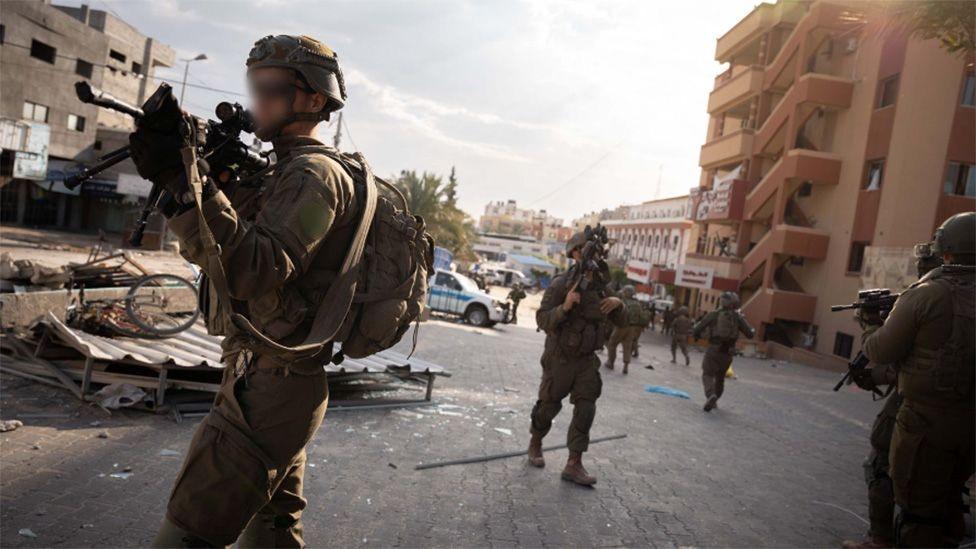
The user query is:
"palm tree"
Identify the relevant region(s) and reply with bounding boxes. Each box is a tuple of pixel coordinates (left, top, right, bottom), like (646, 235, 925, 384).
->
(391, 169, 478, 260)
(870, 0, 975, 56)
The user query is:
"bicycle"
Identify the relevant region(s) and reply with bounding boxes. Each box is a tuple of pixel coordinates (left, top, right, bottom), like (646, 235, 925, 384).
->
(64, 243, 200, 339)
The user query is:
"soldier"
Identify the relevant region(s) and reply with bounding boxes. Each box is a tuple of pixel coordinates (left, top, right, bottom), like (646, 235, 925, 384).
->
(662, 305, 674, 336)
(132, 35, 357, 547)
(669, 306, 693, 366)
(842, 246, 943, 549)
(604, 285, 644, 374)
(692, 291, 754, 412)
(507, 282, 527, 324)
(857, 212, 974, 548)
(527, 232, 625, 485)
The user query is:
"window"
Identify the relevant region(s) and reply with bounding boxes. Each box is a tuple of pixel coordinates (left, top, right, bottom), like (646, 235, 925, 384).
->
(944, 162, 976, 197)
(833, 332, 854, 359)
(864, 160, 884, 190)
(30, 39, 57, 64)
(962, 73, 975, 107)
(75, 59, 93, 79)
(798, 181, 813, 197)
(848, 241, 868, 273)
(131, 61, 143, 74)
(22, 101, 48, 123)
(878, 75, 899, 108)
(67, 114, 85, 132)
(109, 50, 127, 63)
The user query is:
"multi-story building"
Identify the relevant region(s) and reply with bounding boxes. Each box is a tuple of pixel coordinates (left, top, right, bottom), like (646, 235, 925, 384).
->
(0, 1, 173, 242)
(473, 232, 550, 262)
(603, 195, 695, 299)
(688, 0, 975, 368)
(478, 200, 566, 242)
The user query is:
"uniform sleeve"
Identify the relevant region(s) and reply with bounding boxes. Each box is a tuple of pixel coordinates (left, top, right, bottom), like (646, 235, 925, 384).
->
(737, 314, 756, 338)
(862, 286, 935, 365)
(536, 277, 569, 332)
(692, 312, 716, 339)
(167, 158, 354, 300)
(608, 298, 627, 327)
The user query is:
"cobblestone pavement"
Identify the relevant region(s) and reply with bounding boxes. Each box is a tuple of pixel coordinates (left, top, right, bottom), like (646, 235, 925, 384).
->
(2, 318, 890, 547)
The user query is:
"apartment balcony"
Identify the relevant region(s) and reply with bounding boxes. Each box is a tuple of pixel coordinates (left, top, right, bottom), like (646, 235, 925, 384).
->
(699, 129, 754, 170)
(742, 288, 818, 326)
(689, 178, 749, 223)
(684, 253, 742, 281)
(754, 73, 854, 155)
(742, 224, 830, 279)
(745, 149, 842, 220)
(708, 66, 764, 114)
(715, 1, 806, 64)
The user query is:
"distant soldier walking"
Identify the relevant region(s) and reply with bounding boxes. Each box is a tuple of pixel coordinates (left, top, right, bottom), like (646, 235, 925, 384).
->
(507, 282, 527, 324)
(669, 306, 692, 366)
(604, 285, 645, 374)
(692, 291, 754, 412)
(528, 232, 624, 485)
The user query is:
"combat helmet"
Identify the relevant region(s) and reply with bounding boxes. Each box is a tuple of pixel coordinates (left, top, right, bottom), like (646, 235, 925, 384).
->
(931, 212, 976, 264)
(621, 285, 636, 298)
(565, 232, 587, 255)
(247, 35, 347, 137)
(718, 291, 739, 309)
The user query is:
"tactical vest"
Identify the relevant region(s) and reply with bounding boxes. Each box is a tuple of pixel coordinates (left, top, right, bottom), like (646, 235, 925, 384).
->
(712, 309, 740, 341)
(556, 288, 607, 357)
(624, 298, 645, 326)
(898, 271, 975, 406)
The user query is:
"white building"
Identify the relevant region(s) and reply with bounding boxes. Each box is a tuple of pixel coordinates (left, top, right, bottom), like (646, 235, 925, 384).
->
(602, 195, 694, 297)
(473, 233, 549, 262)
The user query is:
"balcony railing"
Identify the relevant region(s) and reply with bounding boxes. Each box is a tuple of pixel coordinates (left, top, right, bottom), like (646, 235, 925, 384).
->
(684, 253, 743, 280)
(699, 129, 754, 169)
(708, 65, 764, 114)
(745, 149, 843, 220)
(741, 287, 818, 326)
(742, 224, 830, 279)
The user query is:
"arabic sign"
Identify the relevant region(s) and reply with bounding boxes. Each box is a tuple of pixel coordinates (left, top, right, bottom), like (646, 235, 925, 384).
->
(687, 178, 748, 222)
(12, 122, 50, 181)
(674, 264, 714, 289)
(625, 259, 652, 284)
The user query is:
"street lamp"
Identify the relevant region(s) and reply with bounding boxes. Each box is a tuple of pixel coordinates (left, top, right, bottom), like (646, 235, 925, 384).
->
(179, 53, 208, 107)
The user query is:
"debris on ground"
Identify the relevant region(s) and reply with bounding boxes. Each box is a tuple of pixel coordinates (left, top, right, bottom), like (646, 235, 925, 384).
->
(92, 383, 146, 409)
(644, 385, 692, 400)
(0, 419, 23, 432)
(96, 431, 109, 439)
(159, 449, 180, 457)
(18, 528, 38, 538)
(494, 427, 513, 436)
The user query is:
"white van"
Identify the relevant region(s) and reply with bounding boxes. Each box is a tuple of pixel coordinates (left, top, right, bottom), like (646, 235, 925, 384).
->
(427, 269, 508, 327)
(483, 267, 528, 287)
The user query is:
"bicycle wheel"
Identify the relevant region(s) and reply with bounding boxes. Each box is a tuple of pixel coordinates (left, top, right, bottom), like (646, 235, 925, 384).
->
(124, 273, 200, 337)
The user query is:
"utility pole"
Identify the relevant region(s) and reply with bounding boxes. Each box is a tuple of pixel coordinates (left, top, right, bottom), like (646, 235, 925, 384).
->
(178, 54, 208, 107)
(332, 112, 343, 149)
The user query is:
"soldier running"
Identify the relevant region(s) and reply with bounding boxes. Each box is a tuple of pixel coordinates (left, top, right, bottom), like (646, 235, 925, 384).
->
(692, 291, 754, 412)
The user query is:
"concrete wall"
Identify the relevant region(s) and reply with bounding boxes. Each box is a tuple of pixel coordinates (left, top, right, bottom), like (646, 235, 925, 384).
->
(0, 0, 107, 161)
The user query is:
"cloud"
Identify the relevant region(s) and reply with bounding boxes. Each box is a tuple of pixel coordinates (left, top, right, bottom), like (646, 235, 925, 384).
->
(346, 68, 532, 162)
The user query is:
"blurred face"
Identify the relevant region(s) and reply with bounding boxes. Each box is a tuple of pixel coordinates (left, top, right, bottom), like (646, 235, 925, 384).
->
(247, 67, 326, 138)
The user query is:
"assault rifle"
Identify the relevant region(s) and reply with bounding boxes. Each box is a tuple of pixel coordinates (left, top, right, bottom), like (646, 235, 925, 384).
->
(830, 288, 900, 398)
(65, 81, 271, 247)
(570, 224, 611, 293)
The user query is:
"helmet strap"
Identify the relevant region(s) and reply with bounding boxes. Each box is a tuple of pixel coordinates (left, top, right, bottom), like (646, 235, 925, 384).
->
(254, 81, 329, 141)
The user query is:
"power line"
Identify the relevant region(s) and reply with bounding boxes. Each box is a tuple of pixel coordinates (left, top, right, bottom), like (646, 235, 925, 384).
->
(341, 114, 360, 152)
(527, 143, 622, 206)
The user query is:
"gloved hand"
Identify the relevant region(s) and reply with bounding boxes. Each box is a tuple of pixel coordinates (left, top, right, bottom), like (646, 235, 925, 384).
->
(128, 93, 205, 200)
(856, 307, 884, 330)
(851, 367, 878, 392)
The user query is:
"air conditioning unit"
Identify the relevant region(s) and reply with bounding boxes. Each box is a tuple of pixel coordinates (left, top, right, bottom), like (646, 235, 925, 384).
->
(844, 37, 858, 54)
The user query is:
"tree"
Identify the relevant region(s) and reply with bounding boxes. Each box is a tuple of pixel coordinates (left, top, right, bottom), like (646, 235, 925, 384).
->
(390, 169, 478, 260)
(872, 0, 975, 55)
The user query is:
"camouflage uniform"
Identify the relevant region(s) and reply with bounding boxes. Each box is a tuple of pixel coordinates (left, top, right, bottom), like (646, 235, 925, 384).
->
(531, 272, 625, 454)
(862, 264, 975, 547)
(670, 310, 693, 365)
(507, 285, 527, 324)
(692, 295, 754, 411)
(149, 34, 356, 548)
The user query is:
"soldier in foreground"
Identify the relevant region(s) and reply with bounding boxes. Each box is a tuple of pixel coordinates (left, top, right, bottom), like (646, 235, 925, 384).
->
(856, 212, 974, 547)
(669, 306, 692, 366)
(527, 232, 624, 485)
(692, 291, 754, 412)
(604, 285, 644, 374)
(507, 282, 527, 324)
(842, 247, 942, 549)
(132, 35, 358, 547)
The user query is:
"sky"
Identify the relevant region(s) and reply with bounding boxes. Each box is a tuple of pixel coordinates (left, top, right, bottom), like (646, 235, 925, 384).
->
(69, 0, 757, 222)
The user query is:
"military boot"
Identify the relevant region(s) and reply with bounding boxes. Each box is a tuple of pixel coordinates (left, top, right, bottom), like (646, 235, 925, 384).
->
(622, 363, 629, 375)
(561, 452, 596, 486)
(604, 360, 614, 370)
(527, 436, 545, 468)
(703, 395, 718, 412)
(840, 535, 892, 548)
(670, 355, 676, 363)
(685, 355, 690, 366)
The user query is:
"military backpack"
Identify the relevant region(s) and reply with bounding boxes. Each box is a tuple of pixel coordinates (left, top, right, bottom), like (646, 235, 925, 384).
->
(712, 309, 741, 341)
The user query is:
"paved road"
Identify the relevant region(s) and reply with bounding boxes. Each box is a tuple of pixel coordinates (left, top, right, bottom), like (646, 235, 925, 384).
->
(1, 319, 887, 547)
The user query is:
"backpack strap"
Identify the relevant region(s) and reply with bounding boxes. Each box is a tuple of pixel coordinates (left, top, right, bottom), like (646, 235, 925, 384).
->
(187, 146, 378, 359)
